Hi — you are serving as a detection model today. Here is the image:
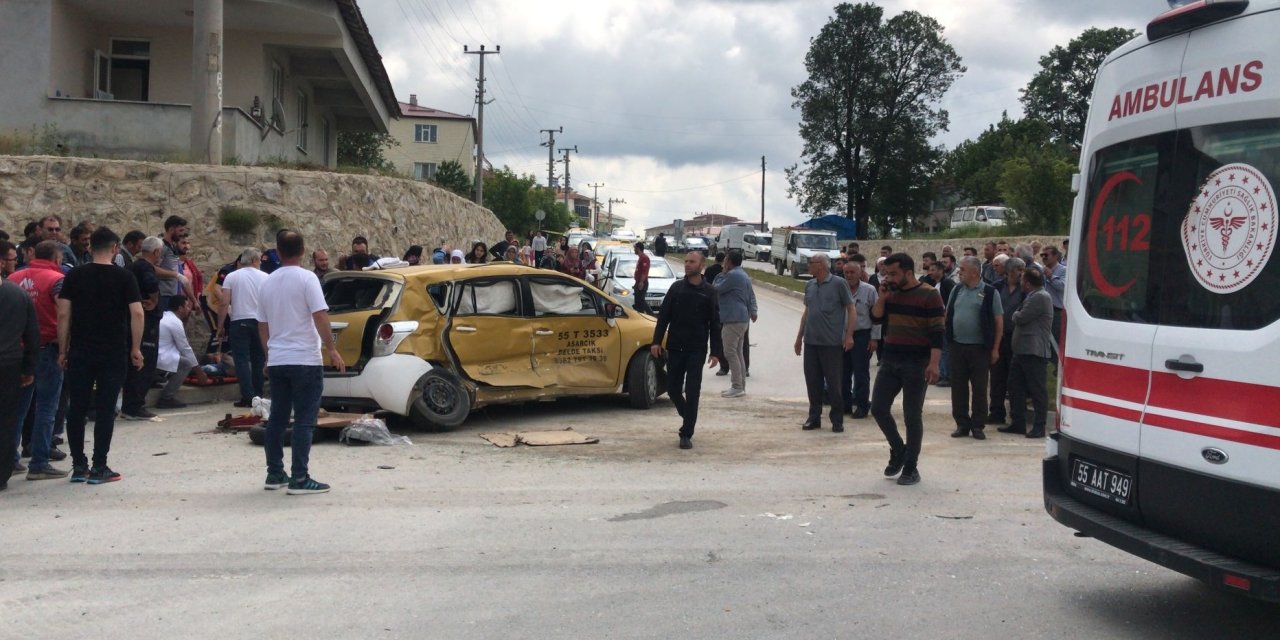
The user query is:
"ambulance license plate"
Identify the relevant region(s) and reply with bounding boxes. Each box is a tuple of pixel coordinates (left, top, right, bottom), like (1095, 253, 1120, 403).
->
(1070, 457, 1132, 506)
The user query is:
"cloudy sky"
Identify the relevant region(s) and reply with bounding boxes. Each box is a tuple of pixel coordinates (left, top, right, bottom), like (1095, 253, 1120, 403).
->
(360, 0, 1164, 232)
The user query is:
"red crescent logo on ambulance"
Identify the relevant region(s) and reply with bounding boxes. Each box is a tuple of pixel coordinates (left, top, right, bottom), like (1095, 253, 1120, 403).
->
(1182, 162, 1277, 294)
(1087, 171, 1140, 298)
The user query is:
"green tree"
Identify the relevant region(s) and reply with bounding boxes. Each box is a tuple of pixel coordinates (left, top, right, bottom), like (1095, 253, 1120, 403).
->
(1020, 26, 1137, 148)
(336, 131, 400, 170)
(786, 3, 965, 239)
(431, 160, 472, 198)
(945, 114, 1057, 203)
(482, 167, 574, 235)
(996, 144, 1076, 233)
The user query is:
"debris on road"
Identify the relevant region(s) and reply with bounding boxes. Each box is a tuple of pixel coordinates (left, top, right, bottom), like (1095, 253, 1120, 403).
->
(479, 428, 599, 448)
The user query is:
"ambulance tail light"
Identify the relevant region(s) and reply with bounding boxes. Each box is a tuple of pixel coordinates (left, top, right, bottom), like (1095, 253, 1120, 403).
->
(1148, 1, 1250, 41)
(1054, 310, 1067, 436)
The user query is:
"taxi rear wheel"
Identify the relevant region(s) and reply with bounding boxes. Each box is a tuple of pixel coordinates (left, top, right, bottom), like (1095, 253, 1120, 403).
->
(409, 370, 470, 431)
(628, 351, 660, 409)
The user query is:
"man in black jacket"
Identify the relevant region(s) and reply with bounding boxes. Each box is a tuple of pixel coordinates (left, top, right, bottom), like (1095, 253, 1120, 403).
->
(0, 275, 40, 488)
(652, 251, 722, 450)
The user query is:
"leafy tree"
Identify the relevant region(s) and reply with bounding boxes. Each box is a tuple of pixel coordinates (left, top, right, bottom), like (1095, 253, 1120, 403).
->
(945, 114, 1058, 204)
(871, 122, 944, 234)
(786, 3, 965, 239)
(482, 167, 574, 235)
(431, 160, 472, 198)
(1021, 27, 1138, 148)
(996, 144, 1076, 233)
(336, 131, 399, 170)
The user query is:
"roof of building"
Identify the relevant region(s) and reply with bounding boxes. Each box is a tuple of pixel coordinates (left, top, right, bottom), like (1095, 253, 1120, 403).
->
(335, 0, 402, 119)
(398, 102, 474, 121)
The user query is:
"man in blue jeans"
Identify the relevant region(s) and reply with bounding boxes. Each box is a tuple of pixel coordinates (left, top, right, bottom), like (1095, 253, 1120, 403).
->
(257, 230, 345, 495)
(217, 249, 269, 408)
(12, 241, 70, 479)
(0, 272, 39, 489)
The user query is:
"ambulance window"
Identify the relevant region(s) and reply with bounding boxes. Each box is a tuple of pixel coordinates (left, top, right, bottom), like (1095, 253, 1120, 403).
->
(1157, 120, 1280, 330)
(1077, 134, 1167, 324)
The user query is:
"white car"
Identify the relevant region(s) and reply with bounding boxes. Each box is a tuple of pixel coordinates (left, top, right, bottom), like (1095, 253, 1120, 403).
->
(600, 252, 676, 312)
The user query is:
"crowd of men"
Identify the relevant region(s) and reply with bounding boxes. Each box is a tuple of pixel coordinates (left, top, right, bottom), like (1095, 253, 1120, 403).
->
(651, 238, 1062, 487)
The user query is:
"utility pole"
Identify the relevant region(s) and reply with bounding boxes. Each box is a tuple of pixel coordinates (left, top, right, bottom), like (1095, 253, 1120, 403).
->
(190, 0, 223, 164)
(761, 155, 766, 230)
(464, 44, 499, 206)
(586, 182, 604, 231)
(559, 145, 578, 217)
(540, 126, 562, 189)
(607, 198, 626, 233)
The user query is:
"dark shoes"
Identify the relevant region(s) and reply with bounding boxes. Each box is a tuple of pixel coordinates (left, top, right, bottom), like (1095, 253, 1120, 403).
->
(936, 379, 951, 388)
(850, 408, 869, 419)
(1026, 430, 1046, 439)
(154, 397, 187, 409)
(801, 420, 821, 430)
(715, 369, 729, 376)
(832, 424, 844, 433)
(70, 465, 89, 483)
(950, 429, 969, 438)
(286, 476, 331, 495)
(897, 468, 921, 486)
(264, 471, 291, 490)
(679, 437, 693, 450)
(233, 399, 254, 408)
(49, 446, 67, 461)
(884, 448, 905, 477)
(87, 466, 122, 485)
(120, 409, 156, 421)
(971, 429, 987, 441)
(998, 424, 1027, 434)
(985, 415, 1007, 425)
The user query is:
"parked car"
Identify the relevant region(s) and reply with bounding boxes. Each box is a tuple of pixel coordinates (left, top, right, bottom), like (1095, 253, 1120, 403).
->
(683, 236, 710, 255)
(599, 252, 677, 312)
(950, 205, 1012, 229)
(319, 264, 668, 431)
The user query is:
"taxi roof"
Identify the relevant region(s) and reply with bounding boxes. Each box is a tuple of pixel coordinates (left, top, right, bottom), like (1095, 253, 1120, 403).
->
(322, 262, 554, 284)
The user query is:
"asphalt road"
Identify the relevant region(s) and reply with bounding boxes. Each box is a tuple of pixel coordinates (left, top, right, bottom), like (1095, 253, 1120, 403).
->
(3, 284, 1277, 638)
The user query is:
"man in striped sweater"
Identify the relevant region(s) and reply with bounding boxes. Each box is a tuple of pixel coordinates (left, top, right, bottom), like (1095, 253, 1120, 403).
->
(869, 253, 944, 486)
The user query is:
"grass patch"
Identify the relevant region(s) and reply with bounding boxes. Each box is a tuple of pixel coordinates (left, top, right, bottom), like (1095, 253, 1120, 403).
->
(218, 206, 260, 235)
(667, 251, 807, 294)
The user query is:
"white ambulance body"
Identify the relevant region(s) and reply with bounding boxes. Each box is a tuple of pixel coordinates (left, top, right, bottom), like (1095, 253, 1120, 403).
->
(1045, 0, 1280, 601)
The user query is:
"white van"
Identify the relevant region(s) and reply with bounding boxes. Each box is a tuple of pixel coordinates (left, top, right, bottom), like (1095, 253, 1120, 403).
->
(715, 223, 759, 254)
(742, 232, 772, 261)
(950, 205, 1012, 229)
(1045, 0, 1280, 601)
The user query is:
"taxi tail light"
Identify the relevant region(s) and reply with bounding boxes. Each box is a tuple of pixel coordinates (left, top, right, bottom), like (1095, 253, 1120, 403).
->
(1148, 0, 1249, 41)
(372, 321, 418, 358)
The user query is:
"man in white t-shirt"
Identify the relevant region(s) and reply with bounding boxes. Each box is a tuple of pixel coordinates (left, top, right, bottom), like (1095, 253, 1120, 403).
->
(155, 296, 208, 408)
(257, 230, 345, 495)
(532, 231, 548, 264)
(216, 248, 269, 407)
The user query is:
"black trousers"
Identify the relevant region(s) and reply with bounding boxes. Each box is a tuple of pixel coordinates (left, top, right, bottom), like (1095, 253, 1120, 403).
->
(949, 343, 990, 432)
(633, 280, 651, 314)
(988, 337, 1014, 421)
(872, 354, 929, 470)
(804, 344, 844, 427)
(666, 350, 706, 439)
(0, 365, 21, 485)
(1009, 354, 1050, 433)
(65, 351, 129, 468)
(121, 314, 160, 414)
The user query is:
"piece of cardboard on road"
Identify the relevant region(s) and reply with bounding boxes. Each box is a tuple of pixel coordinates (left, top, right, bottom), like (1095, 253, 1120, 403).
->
(317, 412, 365, 430)
(480, 428, 598, 448)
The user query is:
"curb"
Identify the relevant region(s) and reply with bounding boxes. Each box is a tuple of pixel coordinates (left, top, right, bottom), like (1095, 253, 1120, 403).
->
(750, 278, 804, 301)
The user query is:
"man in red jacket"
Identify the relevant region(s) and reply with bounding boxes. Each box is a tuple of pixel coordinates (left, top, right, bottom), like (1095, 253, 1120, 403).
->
(11, 241, 69, 479)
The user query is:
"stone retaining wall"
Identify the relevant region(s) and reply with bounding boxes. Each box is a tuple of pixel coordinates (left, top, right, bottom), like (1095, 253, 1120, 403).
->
(0, 155, 505, 272)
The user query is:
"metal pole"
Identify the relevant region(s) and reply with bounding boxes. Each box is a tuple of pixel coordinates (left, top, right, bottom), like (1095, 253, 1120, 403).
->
(559, 145, 577, 219)
(190, 0, 223, 164)
(587, 182, 604, 231)
(465, 45, 500, 205)
(761, 155, 766, 229)
(540, 127, 561, 189)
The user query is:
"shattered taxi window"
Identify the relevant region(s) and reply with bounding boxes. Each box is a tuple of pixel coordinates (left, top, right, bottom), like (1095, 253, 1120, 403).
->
(455, 279, 521, 316)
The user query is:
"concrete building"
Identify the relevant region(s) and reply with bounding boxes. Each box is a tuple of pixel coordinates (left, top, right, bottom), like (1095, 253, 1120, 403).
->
(0, 0, 400, 167)
(385, 95, 475, 182)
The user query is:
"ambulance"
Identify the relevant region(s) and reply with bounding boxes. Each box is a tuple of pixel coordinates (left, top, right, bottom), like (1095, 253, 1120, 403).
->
(1045, 0, 1280, 601)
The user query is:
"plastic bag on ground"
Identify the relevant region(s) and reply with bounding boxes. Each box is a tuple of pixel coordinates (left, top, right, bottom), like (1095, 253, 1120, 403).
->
(250, 396, 271, 417)
(340, 414, 413, 446)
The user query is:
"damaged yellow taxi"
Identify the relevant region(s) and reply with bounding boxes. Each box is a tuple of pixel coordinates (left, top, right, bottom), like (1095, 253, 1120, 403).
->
(319, 263, 668, 429)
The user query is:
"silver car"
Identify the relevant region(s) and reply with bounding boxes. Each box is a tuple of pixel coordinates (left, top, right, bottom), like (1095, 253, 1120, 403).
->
(601, 253, 676, 312)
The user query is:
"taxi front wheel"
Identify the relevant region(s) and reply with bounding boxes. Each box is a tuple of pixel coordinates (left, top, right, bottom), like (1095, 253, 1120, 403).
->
(628, 351, 663, 409)
(409, 369, 470, 431)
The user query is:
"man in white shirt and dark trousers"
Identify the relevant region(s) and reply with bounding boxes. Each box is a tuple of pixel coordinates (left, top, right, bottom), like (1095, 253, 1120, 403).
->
(841, 254, 878, 419)
(155, 297, 208, 408)
(257, 230, 346, 495)
(218, 248, 269, 408)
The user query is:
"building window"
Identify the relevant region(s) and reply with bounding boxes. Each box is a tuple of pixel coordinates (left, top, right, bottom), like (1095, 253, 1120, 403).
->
(94, 38, 151, 101)
(296, 91, 308, 152)
(414, 124, 438, 143)
(269, 62, 284, 128)
(414, 162, 438, 180)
